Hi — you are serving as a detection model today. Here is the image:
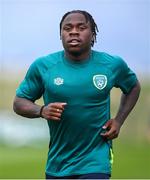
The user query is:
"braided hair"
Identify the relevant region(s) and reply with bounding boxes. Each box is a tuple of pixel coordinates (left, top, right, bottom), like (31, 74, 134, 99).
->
(60, 10, 99, 47)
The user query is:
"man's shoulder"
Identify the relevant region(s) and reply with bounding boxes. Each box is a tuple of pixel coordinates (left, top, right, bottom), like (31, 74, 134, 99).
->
(92, 50, 126, 67)
(34, 51, 63, 65)
(27, 51, 63, 74)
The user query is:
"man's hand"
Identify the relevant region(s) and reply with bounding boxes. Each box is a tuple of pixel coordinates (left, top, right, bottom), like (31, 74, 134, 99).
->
(41, 102, 67, 121)
(100, 81, 141, 140)
(100, 119, 121, 140)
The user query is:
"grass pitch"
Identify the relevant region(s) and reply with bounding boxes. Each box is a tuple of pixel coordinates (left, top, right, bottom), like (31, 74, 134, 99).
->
(0, 141, 150, 179)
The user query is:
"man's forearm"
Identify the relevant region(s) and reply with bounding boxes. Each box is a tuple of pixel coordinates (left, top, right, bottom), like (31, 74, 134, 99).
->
(13, 96, 42, 118)
(115, 81, 141, 126)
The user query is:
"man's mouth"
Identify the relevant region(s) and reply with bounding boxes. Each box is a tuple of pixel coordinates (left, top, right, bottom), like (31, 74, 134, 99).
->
(68, 39, 81, 46)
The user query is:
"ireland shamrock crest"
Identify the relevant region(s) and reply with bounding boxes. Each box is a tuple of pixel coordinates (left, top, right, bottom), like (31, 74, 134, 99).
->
(93, 75, 107, 90)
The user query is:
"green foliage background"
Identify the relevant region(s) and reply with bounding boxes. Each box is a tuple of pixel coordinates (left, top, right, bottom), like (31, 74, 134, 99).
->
(0, 75, 150, 179)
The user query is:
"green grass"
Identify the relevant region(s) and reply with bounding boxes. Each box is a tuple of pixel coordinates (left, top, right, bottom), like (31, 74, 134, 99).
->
(0, 145, 47, 179)
(112, 140, 150, 179)
(0, 141, 150, 179)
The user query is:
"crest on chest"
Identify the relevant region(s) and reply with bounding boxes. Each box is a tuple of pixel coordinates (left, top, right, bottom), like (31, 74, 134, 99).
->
(93, 75, 107, 90)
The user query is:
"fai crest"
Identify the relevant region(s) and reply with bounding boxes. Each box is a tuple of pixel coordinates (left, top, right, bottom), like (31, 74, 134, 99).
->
(93, 75, 107, 90)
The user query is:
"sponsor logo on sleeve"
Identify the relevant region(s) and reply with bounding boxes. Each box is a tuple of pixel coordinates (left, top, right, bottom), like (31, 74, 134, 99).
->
(54, 77, 64, 85)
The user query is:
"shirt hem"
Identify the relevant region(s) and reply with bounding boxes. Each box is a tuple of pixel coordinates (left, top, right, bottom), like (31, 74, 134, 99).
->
(45, 169, 111, 177)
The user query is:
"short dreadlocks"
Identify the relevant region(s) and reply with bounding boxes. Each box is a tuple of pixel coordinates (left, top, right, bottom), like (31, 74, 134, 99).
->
(60, 10, 99, 47)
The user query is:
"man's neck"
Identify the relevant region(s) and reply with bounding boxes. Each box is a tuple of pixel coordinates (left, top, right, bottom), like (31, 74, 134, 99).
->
(64, 49, 91, 62)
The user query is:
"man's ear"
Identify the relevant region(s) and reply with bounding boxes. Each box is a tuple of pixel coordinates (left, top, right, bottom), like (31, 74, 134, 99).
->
(92, 33, 94, 41)
(91, 33, 94, 46)
(60, 33, 62, 40)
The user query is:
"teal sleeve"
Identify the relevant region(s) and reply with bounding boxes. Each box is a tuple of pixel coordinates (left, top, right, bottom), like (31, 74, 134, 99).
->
(114, 57, 137, 94)
(16, 60, 44, 102)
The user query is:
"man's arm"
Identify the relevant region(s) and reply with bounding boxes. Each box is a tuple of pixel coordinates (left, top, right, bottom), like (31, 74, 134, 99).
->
(13, 96, 67, 120)
(101, 80, 141, 140)
(13, 96, 42, 118)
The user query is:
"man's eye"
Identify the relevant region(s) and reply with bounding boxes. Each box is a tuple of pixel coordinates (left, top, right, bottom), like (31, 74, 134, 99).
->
(63, 27, 71, 31)
(79, 26, 87, 30)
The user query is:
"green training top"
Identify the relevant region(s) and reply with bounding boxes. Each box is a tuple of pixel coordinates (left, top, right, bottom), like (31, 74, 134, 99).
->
(16, 50, 137, 176)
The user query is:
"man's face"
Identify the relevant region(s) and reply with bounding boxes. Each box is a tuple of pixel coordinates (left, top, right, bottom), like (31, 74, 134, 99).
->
(60, 13, 93, 55)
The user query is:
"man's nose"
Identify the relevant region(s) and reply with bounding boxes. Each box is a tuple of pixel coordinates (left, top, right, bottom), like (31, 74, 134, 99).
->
(69, 27, 79, 35)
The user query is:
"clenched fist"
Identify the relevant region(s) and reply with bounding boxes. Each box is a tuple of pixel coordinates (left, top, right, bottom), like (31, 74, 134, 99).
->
(41, 102, 67, 121)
